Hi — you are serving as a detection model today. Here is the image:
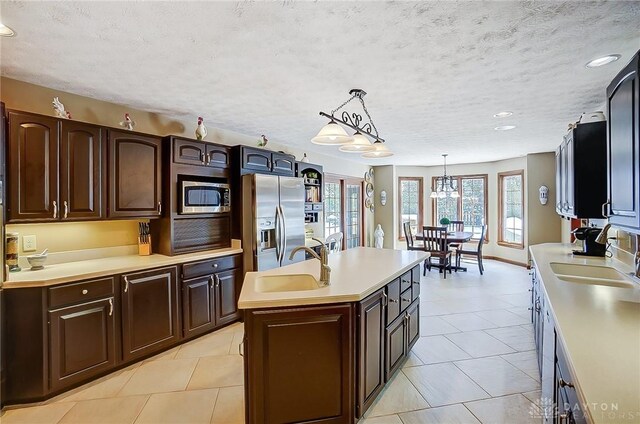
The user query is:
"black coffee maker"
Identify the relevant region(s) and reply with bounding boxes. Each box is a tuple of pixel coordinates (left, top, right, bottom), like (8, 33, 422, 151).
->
(572, 227, 606, 257)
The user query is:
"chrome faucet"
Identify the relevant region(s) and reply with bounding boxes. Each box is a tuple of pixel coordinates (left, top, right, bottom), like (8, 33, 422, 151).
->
(289, 238, 331, 286)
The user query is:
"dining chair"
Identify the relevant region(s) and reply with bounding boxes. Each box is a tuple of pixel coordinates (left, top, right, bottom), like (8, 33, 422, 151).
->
(325, 232, 343, 254)
(455, 224, 486, 275)
(403, 222, 424, 251)
(447, 220, 465, 252)
(422, 226, 452, 278)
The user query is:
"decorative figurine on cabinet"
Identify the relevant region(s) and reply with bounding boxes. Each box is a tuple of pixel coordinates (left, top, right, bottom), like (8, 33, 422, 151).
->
(52, 97, 71, 119)
(257, 134, 268, 147)
(374, 224, 384, 249)
(195, 116, 207, 140)
(119, 113, 136, 131)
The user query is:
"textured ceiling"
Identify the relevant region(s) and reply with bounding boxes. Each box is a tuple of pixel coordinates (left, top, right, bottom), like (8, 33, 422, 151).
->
(1, 1, 639, 166)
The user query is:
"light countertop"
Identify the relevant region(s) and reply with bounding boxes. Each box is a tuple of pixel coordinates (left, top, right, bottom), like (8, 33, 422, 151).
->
(529, 244, 640, 423)
(4, 247, 243, 288)
(238, 247, 428, 309)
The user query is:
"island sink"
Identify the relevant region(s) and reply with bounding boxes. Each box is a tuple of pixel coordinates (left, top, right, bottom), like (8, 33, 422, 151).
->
(254, 274, 320, 293)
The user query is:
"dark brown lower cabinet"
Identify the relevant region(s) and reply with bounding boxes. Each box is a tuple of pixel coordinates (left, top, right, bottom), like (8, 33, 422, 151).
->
(182, 275, 215, 338)
(121, 266, 179, 361)
(555, 337, 586, 424)
(244, 304, 354, 424)
(49, 297, 116, 391)
(385, 299, 420, 380)
(357, 289, 385, 417)
(214, 268, 242, 326)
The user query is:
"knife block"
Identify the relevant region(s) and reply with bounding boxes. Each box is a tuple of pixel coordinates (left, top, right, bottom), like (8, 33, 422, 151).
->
(138, 236, 152, 256)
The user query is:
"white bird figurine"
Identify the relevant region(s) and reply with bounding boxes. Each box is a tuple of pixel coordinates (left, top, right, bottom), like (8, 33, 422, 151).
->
(119, 113, 136, 131)
(52, 97, 69, 119)
(195, 117, 207, 140)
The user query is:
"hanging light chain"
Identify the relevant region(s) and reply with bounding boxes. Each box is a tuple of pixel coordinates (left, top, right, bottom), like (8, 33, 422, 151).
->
(330, 93, 358, 116)
(359, 97, 380, 139)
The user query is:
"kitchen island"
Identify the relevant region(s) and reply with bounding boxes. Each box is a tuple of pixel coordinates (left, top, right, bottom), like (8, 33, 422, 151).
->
(238, 247, 428, 424)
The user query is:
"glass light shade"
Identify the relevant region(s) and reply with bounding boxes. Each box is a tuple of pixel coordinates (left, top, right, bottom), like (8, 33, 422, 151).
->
(339, 132, 375, 152)
(437, 191, 446, 199)
(361, 142, 393, 158)
(429, 191, 438, 199)
(451, 191, 460, 198)
(311, 121, 354, 145)
(0, 24, 15, 37)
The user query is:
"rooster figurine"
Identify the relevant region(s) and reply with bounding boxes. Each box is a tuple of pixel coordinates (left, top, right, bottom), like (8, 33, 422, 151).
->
(52, 97, 70, 119)
(195, 117, 207, 140)
(119, 113, 136, 131)
(257, 134, 268, 148)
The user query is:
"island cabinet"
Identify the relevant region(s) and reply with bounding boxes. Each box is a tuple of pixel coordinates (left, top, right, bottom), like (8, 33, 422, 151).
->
(242, 263, 422, 423)
(120, 266, 179, 362)
(605, 51, 640, 231)
(108, 130, 163, 218)
(181, 254, 242, 338)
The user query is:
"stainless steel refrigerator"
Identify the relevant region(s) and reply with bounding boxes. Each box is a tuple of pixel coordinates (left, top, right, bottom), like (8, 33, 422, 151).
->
(242, 174, 305, 271)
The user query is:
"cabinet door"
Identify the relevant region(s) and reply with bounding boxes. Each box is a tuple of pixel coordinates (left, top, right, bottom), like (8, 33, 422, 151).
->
(607, 55, 640, 229)
(214, 268, 241, 326)
(7, 111, 59, 222)
(174, 138, 206, 166)
(60, 121, 105, 220)
(385, 314, 406, 381)
(244, 304, 354, 424)
(565, 134, 575, 216)
(406, 301, 420, 350)
(386, 278, 400, 324)
(271, 152, 295, 176)
(205, 144, 230, 169)
(121, 267, 179, 361)
(182, 275, 215, 338)
(241, 147, 271, 173)
(49, 297, 116, 391)
(108, 131, 162, 218)
(357, 290, 385, 417)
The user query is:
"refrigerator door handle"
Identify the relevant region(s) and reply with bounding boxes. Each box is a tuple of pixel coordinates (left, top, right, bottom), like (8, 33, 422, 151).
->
(280, 205, 287, 262)
(274, 206, 282, 264)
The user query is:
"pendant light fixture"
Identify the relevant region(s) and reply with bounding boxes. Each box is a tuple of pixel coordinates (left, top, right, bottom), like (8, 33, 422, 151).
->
(313, 89, 392, 158)
(430, 154, 459, 198)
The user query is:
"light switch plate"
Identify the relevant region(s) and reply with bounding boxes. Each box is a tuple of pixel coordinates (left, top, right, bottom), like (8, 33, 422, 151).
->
(23, 235, 37, 252)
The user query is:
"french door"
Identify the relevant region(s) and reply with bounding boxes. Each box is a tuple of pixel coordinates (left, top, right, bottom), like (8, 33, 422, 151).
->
(324, 175, 364, 250)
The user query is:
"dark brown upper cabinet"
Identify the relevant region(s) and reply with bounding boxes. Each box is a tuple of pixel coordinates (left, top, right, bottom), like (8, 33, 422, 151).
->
(108, 130, 162, 218)
(239, 146, 295, 176)
(121, 266, 179, 362)
(60, 121, 106, 220)
(554, 122, 607, 219)
(172, 137, 230, 169)
(7, 111, 60, 222)
(606, 52, 640, 231)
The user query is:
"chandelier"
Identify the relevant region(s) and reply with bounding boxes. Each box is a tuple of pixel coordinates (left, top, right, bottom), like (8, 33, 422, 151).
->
(312, 89, 393, 158)
(430, 154, 460, 199)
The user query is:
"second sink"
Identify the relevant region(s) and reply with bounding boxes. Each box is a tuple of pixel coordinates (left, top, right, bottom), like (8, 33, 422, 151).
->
(550, 262, 635, 288)
(254, 274, 321, 293)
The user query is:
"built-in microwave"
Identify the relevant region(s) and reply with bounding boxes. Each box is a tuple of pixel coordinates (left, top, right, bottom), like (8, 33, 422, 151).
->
(180, 181, 230, 214)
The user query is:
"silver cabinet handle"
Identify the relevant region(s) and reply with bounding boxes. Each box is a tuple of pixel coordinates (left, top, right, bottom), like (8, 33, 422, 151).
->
(239, 338, 245, 356)
(213, 263, 218, 269)
(402, 297, 411, 302)
(389, 298, 399, 304)
(52, 200, 58, 219)
(124, 276, 129, 292)
(215, 274, 221, 287)
(209, 275, 215, 288)
(158, 201, 162, 215)
(82, 289, 88, 295)
(205, 153, 211, 165)
(63, 200, 68, 218)
(559, 378, 574, 388)
(559, 413, 568, 423)
(382, 291, 388, 306)
(200, 152, 205, 164)
(601, 200, 610, 218)
(108, 298, 113, 316)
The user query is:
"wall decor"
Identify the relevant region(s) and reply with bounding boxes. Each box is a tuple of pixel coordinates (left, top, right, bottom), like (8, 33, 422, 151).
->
(195, 116, 207, 140)
(539, 185, 549, 205)
(374, 224, 384, 248)
(380, 190, 387, 206)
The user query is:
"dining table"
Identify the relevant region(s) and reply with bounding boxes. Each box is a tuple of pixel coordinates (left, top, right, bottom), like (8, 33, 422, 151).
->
(415, 230, 474, 272)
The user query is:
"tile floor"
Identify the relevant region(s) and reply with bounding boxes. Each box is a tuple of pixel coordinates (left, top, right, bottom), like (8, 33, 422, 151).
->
(1, 259, 541, 424)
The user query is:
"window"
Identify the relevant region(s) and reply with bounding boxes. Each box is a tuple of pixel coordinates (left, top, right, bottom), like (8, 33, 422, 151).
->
(498, 170, 524, 248)
(432, 175, 487, 240)
(324, 175, 364, 250)
(398, 177, 424, 239)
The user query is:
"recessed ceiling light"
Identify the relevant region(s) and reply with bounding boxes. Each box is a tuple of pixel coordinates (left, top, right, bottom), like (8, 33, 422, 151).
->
(585, 55, 621, 68)
(0, 23, 15, 37)
(493, 111, 513, 118)
(494, 125, 516, 131)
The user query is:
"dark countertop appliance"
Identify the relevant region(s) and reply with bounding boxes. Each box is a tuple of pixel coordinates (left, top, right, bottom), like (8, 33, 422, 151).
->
(572, 227, 606, 257)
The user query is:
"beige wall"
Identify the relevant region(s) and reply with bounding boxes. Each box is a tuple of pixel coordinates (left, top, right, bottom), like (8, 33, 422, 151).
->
(374, 155, 564, 266)
(1, 77, 375, 252)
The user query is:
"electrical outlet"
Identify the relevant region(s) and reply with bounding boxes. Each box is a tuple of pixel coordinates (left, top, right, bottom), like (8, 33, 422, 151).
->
(23, 235, 37, 252)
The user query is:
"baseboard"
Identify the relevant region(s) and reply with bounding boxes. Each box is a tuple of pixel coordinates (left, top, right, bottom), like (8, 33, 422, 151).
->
(483, 255, 528, 268)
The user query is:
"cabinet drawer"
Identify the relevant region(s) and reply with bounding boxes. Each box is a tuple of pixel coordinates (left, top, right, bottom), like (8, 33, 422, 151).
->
(399, 271, 412, 293)
(400, 288, 412, 312)
(386, 278, 400, 324)
(49, 277, 115, 309)
(182, 254, 241, 279)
